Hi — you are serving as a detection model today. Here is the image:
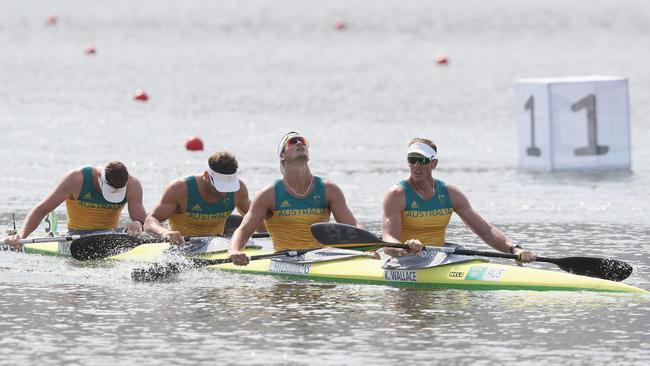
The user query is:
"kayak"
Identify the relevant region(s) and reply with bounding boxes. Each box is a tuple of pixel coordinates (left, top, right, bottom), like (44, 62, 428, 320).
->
(15, 239, 647, 293)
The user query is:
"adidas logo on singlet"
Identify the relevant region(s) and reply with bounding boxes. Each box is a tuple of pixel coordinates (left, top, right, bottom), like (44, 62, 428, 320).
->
(280, 200, 291, 208)
(192, 203, 202, 211)
(410, 201, 419, 209)
(83, 193, 92, 200)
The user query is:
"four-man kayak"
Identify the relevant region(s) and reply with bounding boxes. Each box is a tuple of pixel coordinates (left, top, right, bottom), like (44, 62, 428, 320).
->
(12, 239, 647, 293)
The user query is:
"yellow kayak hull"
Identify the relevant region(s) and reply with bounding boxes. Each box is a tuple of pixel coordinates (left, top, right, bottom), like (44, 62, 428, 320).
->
(22, 241, 647, 293)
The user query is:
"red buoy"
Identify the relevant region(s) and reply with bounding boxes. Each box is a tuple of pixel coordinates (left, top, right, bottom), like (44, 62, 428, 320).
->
(47, 15, 58, 25)
(84, 44, 96, 55)
(334, 19, 346, 30)
(133, 89, 149, 102)
(436, 55, 449, 65)
(185, 136, 204, 151)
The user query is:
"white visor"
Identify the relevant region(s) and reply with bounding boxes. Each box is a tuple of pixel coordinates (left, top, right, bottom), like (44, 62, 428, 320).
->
(207, 165, 240, 193)
(100, 169, 127, 203)
(407, 142, 437, 159)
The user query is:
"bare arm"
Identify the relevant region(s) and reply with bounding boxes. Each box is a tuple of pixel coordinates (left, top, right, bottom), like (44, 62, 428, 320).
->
(324, 180, 359, 227)
(229, 185, 274, 265)
(449, 184, 536, 264)
(144, 180, 185, 240)
(381, 185, 405, 244)
(448, 184, 512, 253)
(126, 176, 147, 223)
(5, 170, 81, 246)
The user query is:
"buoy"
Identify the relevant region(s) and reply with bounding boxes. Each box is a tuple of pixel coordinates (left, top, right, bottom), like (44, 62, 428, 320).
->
(84, 44, 96, 55)
(185, 136, 204, 151)
(334, 19, 346, 30)
(436, 55, 449, 65)
(47, 15, 58, 25)
(133, 89, 149, 102)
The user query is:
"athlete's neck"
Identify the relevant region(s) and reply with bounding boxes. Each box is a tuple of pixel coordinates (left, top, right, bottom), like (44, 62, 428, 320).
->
(408, 176, 435, 199)
(283, 164, 313, 196)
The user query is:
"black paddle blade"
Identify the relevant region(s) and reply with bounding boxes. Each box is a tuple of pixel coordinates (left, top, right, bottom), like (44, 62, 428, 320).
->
(70, 234, 142, 261)
(555, 257, 633, 282)
(310, 223, 382, 246)
(223, 215, 243, 236)
(131, 262, 183, 282)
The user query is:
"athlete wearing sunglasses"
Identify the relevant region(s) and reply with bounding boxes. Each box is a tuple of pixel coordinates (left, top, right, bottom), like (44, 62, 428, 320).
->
(381, 138, 537, 265)
(229, 132, 360, 266)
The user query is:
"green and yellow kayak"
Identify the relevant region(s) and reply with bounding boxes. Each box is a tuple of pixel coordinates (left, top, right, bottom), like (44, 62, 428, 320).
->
(18, 240, 647, 293)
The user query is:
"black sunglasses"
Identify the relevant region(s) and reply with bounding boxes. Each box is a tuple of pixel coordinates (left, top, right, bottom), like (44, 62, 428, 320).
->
(407, 156, 433, 165)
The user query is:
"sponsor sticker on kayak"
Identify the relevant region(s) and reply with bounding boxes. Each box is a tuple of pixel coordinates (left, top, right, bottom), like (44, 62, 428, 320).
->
(268, 261, 311, 275)
(58, 241, 71, 255)
(384, 270, 417, 282)
(465, 266, 504, 282)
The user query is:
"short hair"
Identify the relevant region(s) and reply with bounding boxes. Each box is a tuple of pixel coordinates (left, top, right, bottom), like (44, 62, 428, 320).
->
(408, 138, 437, 153)
(104, 161, 129, 188)
(208, 151, 238, 174)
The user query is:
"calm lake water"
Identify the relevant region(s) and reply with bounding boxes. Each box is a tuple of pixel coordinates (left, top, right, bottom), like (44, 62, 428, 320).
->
(2, 0, 650, 364)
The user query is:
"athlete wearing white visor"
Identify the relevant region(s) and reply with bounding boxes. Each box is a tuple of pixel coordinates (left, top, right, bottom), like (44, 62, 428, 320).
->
(206, 164, 240, 193)
(3, 161, 147, 249)
(99, 168, 128, 203)
(381, 138, 537, 265)
(145, 151, 259, 245)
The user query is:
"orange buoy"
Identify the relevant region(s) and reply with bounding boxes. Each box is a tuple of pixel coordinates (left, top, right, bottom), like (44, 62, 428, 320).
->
(133, 89, 149, 102)
(185, 136, 204, 151)
(334, 19, 346, 30)
(436, 55, 449, 65)
(84, 44, 96, 55)
(47, 15, 58, 25)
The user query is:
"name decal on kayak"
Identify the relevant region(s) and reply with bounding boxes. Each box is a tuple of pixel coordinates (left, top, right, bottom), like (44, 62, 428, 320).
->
(464, 266, 504, 282)
(384, 270, 417, 282)
(268, 261, 311, 275)
(58, 242, 71, 255)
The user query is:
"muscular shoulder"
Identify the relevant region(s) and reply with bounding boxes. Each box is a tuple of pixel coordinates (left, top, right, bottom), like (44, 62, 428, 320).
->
(160, 178, 189, 201)
(386, 183, 405, 197)
(383, 184, 405, 210)
(127, 174, 143, 190)
(251, 183, 276, 206)
(446, 184, 470, 209)
(234, 179, 249, 198)
(322, 179, 346, 199)
(59, 168, 85, 192)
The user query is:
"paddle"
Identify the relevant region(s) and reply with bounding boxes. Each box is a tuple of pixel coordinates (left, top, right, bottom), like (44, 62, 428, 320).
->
(69, 212, 270, 261)
(131, 249, 311, 282)
(69, 231, 271, 261)
(310, 223, 633, 282)
(1, 235, 79, 251)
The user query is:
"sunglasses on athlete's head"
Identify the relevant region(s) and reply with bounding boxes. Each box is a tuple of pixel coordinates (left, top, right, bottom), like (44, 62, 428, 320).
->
(285, 136, 309, 149)
(407, 156, 433, 165)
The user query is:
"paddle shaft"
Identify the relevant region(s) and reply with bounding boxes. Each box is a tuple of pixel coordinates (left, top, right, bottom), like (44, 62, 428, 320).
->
(370, 241, 590, 266)
(3, 235, 76, 245)
(188, 249, 308, 266)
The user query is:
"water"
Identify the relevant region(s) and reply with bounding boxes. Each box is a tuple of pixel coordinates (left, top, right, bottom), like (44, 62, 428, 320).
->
(1, 0, 650, 364)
